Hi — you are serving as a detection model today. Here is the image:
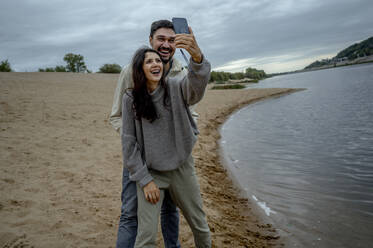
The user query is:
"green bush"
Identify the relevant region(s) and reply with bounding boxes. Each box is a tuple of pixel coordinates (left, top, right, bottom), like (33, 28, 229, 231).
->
(0, 59, 12, 72)
(212, 84, 246, 90)
(39, 65, 67, 72)
(55, 65, 67, 72)
(99, 63, 122, 73)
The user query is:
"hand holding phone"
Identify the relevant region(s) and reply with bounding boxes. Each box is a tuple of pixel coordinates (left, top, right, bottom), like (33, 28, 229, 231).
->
(172, 17, 202, 64)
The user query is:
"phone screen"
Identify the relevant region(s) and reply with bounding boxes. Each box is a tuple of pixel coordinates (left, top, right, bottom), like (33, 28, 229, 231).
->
(172, 17, 190, 34)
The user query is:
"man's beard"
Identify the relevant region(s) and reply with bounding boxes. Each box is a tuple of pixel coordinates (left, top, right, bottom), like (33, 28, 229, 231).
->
(157, 47, 173, 63)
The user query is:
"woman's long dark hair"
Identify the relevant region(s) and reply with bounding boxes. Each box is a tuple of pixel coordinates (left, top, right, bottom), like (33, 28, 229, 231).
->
(131, 47, 170, 122)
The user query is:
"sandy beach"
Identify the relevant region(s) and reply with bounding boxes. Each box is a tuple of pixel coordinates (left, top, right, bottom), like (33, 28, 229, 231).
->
(0, 72, 301, 247)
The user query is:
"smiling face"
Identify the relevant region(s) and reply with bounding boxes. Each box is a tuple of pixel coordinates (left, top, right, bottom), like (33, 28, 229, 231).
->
(142, 51, 163, 85)
(149, 28, 176, 63)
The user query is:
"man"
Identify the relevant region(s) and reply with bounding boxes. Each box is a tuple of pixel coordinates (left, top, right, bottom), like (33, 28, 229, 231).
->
(110, 19, 203, 248)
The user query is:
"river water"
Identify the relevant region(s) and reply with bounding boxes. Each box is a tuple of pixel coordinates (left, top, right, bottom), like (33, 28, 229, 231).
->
(220, 63, 373, 247)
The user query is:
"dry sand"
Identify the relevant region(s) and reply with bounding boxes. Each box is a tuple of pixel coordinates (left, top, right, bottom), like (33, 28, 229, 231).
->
(0, 72, 302, 247)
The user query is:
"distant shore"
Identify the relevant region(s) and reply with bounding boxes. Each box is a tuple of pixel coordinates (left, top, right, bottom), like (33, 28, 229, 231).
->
(0, 72, 302, 247)
(269, 55, 373, 77)
(304, 55, 373, 71)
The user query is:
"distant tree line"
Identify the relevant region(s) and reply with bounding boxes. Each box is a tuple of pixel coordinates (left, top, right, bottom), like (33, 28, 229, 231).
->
(1, 55, 123, 73)
(39, 53, 90, 73)
(210, 67, 267, 82)
(37, 53, 123, 73)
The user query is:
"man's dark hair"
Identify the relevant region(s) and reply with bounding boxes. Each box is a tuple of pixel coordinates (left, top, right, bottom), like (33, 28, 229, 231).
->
(150, 20, 174, 38)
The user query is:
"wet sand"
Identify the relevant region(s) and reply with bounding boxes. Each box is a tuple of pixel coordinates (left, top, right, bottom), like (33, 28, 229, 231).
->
(0, 72, 300, 247)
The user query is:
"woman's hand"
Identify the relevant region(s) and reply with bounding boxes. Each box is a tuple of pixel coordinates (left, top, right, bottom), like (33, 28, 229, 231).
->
(175, 27, 202, 63)
(143, 181, 160, 204)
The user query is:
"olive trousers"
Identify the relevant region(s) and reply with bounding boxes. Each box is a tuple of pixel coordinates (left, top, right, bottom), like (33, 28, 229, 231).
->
(134, 156, 211, 248)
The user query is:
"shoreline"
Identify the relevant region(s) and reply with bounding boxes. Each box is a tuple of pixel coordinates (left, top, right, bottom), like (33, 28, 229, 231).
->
(187, 87, 305, 247)
(0, 72, 303, 247)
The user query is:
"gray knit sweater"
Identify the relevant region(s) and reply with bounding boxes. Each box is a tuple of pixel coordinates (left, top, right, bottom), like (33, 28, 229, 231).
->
(121, 57, 211, 187)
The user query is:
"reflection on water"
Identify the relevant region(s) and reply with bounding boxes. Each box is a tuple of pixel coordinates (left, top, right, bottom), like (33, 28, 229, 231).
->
(221, 64, 373, 248)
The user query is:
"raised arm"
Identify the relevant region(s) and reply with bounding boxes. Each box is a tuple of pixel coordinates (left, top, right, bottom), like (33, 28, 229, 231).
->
(121, 93, 153, 188)
(179, 57, 211, 105)
(174, 26, 211, 105)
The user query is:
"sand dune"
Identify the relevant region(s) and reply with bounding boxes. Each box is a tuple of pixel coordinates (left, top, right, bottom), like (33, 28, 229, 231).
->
(0, 72, 301, 247)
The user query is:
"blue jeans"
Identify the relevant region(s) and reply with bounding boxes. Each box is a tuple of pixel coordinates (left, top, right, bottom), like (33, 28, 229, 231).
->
(116, 168, 181, 248)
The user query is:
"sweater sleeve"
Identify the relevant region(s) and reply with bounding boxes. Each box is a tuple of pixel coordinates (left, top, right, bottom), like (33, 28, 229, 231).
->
(121, 93, 153, 188)
(180, 55, 211, 106)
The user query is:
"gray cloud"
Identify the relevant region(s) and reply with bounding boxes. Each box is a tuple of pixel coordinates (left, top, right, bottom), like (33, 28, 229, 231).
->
(1, 0, 372, 73)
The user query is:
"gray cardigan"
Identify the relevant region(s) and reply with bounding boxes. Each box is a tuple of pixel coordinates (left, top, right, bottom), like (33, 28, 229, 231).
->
(121, 57, 211, 188)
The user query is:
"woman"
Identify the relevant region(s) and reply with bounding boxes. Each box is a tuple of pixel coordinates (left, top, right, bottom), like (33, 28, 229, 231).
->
(121, 47, 211, 248)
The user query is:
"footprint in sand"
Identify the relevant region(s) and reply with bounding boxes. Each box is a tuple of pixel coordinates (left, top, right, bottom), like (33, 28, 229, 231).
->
(9, 200, 33, 208)
(2, 178, 15, 184)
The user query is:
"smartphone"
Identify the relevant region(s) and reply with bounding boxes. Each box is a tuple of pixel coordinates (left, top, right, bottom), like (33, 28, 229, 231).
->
(172, 17, 190, 34)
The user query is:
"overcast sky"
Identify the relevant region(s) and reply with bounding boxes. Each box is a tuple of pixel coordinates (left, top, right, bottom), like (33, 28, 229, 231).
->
(1, 0, 372, 73)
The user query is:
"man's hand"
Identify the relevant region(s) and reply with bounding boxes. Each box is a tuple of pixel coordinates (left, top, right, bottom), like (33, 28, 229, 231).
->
(175, 27, 202, 63)
(143, 181, 160, 204)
